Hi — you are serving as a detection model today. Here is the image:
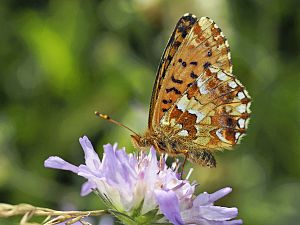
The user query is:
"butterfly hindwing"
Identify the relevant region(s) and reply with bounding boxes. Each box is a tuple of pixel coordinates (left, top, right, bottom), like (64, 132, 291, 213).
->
(161, 66, 251, 151)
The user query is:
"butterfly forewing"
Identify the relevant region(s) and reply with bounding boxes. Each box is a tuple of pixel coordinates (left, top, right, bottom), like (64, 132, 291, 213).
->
(150, 16, 233, 127)
(148, 14, 197, 129)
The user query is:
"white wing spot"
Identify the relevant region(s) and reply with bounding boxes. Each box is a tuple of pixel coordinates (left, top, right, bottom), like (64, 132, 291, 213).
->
(216, 129, 228, 143)
(238, 118, 245, 128)
(197, 78, 205, 88)
(200, 85, 209, 94)
(235, 132, 241, 141)
(209, 67, 220, 73)
(177, 130, 189, 137)
(161, 119, 169, 126)
(197, 77, 210, 94)
(229, 81, 237, 89)
(236, 104, 246, 113)
(176, 95, 206, 123)
(237, 92, 245, 100)
(188, 109, 205, 123)
(177, 94, 189, 112)
(217, 71, 227, 81)
(169, 118, 182, 129)
(170, 118, 176, 126)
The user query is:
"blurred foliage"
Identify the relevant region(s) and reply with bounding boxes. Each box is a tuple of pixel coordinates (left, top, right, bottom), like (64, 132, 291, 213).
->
(0, 0, 300, 224)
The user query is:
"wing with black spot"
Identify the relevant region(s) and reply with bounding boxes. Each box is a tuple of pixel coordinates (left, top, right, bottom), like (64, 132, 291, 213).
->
(148, 13, 197, 129)
(150, 16, 233, 128)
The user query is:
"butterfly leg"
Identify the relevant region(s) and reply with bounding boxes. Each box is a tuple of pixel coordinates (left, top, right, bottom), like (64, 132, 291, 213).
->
(180, 150, 189, 179)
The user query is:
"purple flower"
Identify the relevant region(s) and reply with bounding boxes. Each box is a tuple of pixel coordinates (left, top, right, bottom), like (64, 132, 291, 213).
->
(45, 136, 242, 225)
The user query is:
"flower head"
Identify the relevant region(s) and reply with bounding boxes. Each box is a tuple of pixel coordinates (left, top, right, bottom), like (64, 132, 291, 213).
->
(45, 136, 242, 225)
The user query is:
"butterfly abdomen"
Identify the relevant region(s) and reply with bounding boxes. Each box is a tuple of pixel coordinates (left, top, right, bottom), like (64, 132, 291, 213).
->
(188, 150, 216, 167)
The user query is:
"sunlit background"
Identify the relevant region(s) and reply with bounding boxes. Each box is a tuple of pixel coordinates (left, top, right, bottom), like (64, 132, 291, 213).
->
(0, 0, 300, 224)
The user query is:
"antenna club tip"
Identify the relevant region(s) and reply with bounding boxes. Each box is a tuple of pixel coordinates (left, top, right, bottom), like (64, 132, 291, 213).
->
(95, 111, 110, 120)
(94, 111, 138, 136)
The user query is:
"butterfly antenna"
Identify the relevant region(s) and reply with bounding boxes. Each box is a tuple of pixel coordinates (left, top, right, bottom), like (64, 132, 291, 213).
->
(94, 111, 140, 137)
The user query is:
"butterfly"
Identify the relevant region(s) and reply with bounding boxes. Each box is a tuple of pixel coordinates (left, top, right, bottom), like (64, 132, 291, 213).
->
(96, 13, 251, 167)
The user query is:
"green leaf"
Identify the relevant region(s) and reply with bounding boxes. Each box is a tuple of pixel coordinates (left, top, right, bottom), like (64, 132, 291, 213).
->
(110, 210, 139, 225)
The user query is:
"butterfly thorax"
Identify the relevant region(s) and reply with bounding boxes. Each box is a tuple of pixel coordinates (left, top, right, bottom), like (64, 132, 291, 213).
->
(131, 129, 180, 156)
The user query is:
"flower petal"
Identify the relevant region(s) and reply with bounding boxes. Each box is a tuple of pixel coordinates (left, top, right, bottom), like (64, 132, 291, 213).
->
(181, 206, 239, 224)
(194, 187, 232, 206)
(222, 219, 243, 225)
(198, 206, 238, 221)
(155, 190, 184, 225)
(80, 181, 96, 196)
(101, 144, 119, 182)
(44, 156, 79, 173)
(79, 136, 101, 171)
(182, 217, 242, 225)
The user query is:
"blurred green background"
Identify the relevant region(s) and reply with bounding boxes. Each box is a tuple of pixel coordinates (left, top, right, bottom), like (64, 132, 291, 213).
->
(0, 0, 300, 224)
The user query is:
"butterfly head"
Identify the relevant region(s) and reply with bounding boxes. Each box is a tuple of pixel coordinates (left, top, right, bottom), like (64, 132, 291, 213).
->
(131, 134, 151, 151)
(131, 132, 171, 153)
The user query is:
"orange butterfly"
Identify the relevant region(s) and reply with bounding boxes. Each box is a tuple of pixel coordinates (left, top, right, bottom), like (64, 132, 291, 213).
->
(96, 13, 251, 167)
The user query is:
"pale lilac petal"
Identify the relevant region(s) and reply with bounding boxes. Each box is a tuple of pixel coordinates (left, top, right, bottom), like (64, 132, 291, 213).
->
(222, 219, 243, 225)
(79, 136, 101, 171)
(197, 206, 238, 220)
(224, 220, 243, 225)
(78, 165, 98, 179)
(149, 146, 157, 160)
(182, 206, 239, 224)
(44, 156, 79, 173)
(155, 190, 184, 225)
(80, 181, 96, 196)
(115, 149, 137, 184)
(182, 218, 242, 225)
(194, 187, 232, 206)
(144, 147, 159, 178)
(101, 144, 119, 181)
(100, 144, 135, 202)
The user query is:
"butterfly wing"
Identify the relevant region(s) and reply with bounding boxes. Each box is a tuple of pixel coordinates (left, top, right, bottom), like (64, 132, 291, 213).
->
(149, 15, 233, 129)
(148, 13, 197, 129)
(161, 66, 251, 151)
